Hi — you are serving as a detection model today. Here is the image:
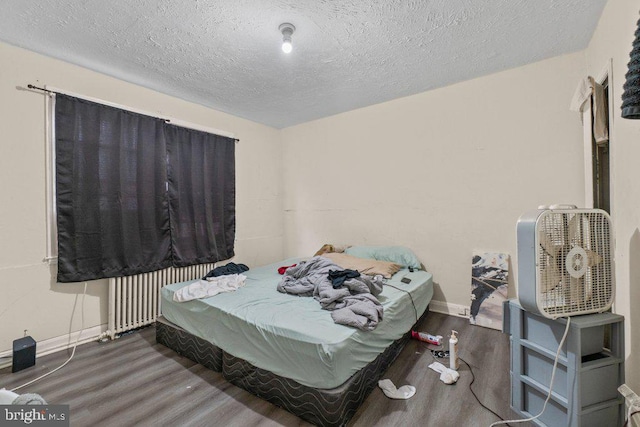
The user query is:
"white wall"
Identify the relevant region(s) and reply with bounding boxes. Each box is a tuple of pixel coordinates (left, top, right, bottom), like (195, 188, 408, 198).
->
(0, 41, 283, 353)
(585, 0, 640, 392)
(281, 52, 586, 310)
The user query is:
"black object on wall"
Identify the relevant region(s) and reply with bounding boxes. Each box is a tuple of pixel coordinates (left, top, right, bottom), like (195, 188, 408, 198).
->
(622, 15, 640, 119)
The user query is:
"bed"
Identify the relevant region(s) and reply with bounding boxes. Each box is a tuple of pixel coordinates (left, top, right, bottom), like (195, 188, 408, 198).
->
(156, 248, 433, 426)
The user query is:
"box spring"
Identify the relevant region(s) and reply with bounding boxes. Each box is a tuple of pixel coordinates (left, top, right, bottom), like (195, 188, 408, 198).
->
(156, 307, 428, 426)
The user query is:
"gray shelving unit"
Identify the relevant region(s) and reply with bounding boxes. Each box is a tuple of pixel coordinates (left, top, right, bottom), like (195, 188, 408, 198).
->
(504, 300, 625, 427)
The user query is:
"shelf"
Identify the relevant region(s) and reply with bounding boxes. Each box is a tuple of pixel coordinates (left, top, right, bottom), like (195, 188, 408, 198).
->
(518, 374, 569, 408)
(581, 397, 625, 415)
(518, 338, 568, 366)
(506, 299, 625, 427)
(581, 352, 623, 371)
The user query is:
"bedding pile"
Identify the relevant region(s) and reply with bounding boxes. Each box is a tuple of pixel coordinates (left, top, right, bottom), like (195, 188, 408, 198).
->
(277, 256, 384, 331)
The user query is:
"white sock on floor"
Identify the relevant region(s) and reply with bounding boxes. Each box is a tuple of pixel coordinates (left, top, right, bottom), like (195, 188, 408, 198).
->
(377, 379, 416, 399)
(428, 361, 460, 385)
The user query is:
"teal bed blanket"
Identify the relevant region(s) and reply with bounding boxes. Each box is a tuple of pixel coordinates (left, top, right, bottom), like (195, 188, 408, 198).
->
(161, 257, 433, 389)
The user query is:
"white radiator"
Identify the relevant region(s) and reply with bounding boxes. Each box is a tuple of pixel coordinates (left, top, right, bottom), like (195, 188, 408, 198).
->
(107, 263, 216, 339)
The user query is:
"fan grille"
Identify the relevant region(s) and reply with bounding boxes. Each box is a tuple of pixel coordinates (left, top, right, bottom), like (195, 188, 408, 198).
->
(536, 210, 613, 317)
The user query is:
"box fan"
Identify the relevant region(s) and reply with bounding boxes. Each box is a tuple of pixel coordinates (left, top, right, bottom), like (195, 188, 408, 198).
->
(517, 205, 614, 319)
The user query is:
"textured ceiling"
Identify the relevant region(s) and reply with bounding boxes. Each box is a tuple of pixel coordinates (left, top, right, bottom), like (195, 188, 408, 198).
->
(0, 0, 607, 128)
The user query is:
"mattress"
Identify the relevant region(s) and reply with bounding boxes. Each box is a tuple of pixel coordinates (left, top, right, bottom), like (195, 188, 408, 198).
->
(161, 257, 433, 389)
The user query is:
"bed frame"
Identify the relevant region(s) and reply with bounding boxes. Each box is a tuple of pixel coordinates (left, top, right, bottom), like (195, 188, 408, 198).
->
(156, 306, 429, 427)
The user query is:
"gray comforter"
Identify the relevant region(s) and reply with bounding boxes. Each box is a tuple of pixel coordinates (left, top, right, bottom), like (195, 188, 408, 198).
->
(277, 256, 384, 331)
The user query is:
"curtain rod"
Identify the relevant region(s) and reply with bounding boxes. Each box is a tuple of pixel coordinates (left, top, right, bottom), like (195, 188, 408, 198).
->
(26, 83, 240, 142)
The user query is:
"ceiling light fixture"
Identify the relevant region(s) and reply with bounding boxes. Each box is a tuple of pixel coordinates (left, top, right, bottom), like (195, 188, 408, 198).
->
(279, 23, 295, 54)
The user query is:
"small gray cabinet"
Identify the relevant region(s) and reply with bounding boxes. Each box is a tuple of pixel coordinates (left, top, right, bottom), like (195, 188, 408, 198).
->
(504, 300, 625, 427)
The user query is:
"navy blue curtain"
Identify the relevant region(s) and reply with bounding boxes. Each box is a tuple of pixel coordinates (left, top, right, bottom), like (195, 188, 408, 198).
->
(55, 94, 235, 282)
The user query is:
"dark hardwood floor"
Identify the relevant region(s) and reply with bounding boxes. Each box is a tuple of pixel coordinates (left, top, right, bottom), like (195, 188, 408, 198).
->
(0, 312, 519, 426)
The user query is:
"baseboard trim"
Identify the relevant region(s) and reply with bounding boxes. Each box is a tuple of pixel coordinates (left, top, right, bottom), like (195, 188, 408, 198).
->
(430, 300, 470, 319)
(0, 324, 108, 364)
(36, 324, 108, 357)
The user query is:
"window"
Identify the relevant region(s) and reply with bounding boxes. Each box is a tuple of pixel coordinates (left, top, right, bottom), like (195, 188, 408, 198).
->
(46, 90, 236, 282)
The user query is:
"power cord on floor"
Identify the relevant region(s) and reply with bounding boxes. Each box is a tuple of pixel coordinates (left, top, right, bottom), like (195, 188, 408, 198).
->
(459, 357, 511, 427)
(489, 316, 572, 427)
(10, 282, 87, 392)
(429, 348, 510, 426)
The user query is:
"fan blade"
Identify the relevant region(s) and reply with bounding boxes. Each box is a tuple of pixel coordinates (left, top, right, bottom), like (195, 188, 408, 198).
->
(569, 276, 585, 307)
(585, 248, 602, 266)
(539, 231, 559, 256)
(540, 261, 560, 293)
(567, 214, 602, 267)
(568, 214, 583, 246)
(572, 276, 593, 308)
